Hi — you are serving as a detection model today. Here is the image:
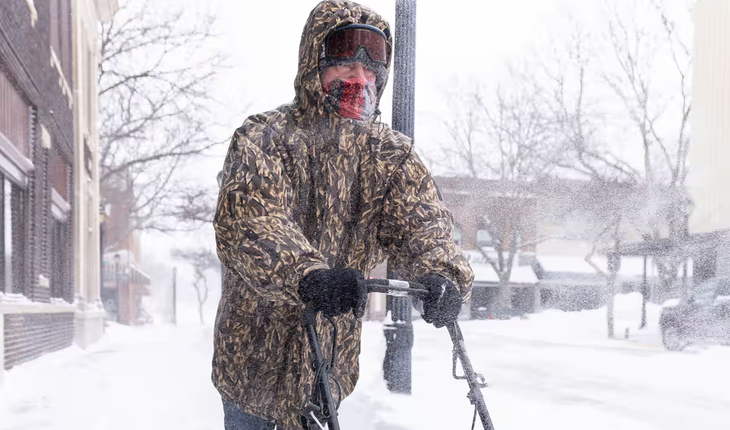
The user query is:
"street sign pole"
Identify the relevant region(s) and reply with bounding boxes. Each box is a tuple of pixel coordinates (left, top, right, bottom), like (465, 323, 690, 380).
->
(172, 267, 177, 325)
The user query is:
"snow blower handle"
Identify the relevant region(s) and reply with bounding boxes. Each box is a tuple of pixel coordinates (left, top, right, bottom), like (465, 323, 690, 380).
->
(364, 278, 430, 299)
(447, 322, 496, 430)
(301, 306, 341, 430)
(365, 279, 496, 430)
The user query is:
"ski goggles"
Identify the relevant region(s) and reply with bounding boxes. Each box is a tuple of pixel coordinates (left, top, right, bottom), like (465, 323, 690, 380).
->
(322, 24, 390, 64)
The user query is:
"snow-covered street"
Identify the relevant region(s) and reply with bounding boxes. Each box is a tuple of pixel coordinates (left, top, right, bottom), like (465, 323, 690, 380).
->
(2, 295, 730, 430)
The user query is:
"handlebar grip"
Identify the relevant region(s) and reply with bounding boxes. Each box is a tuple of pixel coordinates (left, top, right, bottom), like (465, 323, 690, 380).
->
(364, 279, 429, 299)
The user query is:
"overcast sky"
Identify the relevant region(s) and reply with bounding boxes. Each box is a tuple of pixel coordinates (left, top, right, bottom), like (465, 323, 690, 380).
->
(200, 0, 588, 157)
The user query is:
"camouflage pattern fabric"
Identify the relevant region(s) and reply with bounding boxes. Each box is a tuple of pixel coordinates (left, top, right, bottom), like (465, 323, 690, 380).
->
(212, 1, 475, 428)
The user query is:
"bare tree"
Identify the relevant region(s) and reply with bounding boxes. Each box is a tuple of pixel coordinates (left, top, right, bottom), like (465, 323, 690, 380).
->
(537, 0, 693, 335)
(442, 81, 570, 315)
(172, 248, 219, 324)
(99, 0, 226, 247)
(602, 0, 693, 294)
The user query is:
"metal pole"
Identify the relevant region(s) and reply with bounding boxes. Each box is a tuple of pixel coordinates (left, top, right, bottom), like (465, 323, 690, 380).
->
(99, 212, 104, 297)
(682, 211, 690, 299)
(384, 0, 417, 395)
(172, 267, 177, 325)
(447, 323, 496, 430)
(115, 260, 120, 323)
(302, 308, 341, 430)
(607, 252, 620, 339)
(640, 255, 648, 329)
(392, 0, 417, 139)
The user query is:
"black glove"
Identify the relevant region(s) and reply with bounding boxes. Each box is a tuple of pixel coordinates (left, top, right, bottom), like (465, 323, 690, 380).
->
(419, 274, 462, 328)
(298, 268, 368, 318)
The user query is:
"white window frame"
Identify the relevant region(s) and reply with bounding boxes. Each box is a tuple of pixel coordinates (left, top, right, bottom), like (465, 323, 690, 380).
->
(25, 0, 38, 27)
(4, 178, 13, 294)
(0, 131, 33, 188)
(50, 48, 73, 108)
(52, 189, 71, 222)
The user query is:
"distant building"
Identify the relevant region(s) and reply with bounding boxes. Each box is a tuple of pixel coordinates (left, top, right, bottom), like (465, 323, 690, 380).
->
(100, 167, 151, 325)
(72, 0, 118, 347)
(688, 0, 730, 282)
(0, 0, 117, 382)
(436, 176, 662, 316)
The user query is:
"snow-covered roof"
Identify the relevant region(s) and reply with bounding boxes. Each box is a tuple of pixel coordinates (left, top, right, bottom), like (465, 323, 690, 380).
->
(537, 255, 693, 279)
(470, 262, 538, 284)
(463, 249, 538, 284)
(462, 249, 694, 287)
(536, 255, 662, 278)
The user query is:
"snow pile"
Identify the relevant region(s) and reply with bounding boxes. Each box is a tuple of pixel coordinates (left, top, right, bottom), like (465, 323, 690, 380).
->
(460, 292, 665, 349)
(2, 295, 729, 430)
(0, 323, 223, 430)
(345, 295, 730, 430)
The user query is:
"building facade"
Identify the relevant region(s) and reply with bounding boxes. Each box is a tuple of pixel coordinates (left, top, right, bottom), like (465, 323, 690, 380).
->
(100, 166, 151, 324)
(436, 176, 657, 315)
(689, 0, 730, 280)
(0, 0, 116, 382)
(72, 0, 117, 346)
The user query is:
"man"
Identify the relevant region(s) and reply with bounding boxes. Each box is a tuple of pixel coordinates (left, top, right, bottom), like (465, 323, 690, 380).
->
(213, 1, 474, 429)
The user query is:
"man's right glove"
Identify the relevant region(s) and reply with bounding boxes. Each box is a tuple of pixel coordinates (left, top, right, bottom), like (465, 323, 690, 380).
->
(298, 268, 368, 318)
(418, 274, 462, 328)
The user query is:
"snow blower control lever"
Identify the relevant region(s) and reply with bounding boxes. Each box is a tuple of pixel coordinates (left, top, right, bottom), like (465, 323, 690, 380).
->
(302, 279, 496, 430)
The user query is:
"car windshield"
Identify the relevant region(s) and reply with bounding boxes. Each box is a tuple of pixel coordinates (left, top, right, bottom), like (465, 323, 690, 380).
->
(690, 280, 720, 304)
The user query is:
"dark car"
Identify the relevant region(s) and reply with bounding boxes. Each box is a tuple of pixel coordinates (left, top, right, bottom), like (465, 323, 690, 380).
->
(660, 277, 730, 351)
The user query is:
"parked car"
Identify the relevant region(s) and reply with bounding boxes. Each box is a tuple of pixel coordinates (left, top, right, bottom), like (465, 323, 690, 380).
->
(660, 277, 730, 351)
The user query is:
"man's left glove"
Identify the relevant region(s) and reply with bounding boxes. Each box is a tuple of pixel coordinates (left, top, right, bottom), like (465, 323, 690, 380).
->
(418, 274, 462, 328)
(298, 268, 368, 318)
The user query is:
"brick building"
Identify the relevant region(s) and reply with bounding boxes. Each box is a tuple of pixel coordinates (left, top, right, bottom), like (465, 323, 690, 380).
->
(435, 176, 657, 315)
(0, 0, 116, 380)
(100, 167, 151, 325)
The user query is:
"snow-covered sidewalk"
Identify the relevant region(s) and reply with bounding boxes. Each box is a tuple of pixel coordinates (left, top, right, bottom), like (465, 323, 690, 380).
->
(0, 324, 223, 430)
(2, 296, 730, 430)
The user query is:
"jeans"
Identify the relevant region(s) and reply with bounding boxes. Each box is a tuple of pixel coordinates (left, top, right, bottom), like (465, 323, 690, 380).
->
(223, 401, 276, 430)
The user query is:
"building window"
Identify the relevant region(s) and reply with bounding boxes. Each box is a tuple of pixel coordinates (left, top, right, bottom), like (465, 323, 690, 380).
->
(0, 70, 32, 296)
(477, 229, 493, 248)
(0, 176, 28, 295)
(49, 0, 73, 106)
(85, 43, 95, 131)
(50, 218, 69, 299)
(49, 140, 71, 300)
(51, 147, 69, 201)
(0, 70, 31, 158)
(453, 227, 462, 247)
(49, 0, 72, 79)
(3, 178, 12, 292)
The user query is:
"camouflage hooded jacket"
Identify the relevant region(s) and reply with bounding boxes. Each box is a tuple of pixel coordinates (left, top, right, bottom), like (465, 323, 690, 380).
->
(212, 1, 474, 428)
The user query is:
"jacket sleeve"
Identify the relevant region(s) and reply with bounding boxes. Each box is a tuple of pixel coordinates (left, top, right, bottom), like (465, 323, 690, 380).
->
(377, 147, 474, 298)
(213, 120, 329, 302)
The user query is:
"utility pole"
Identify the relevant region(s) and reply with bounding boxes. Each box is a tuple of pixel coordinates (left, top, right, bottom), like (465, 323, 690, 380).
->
(640, 255, 648, 329)
(383, 0, 417, 395)
(99, 205, 105, 299)
(172, 267, 177, 325)
(114, 253, 121, 323)
(607, 250, 620, 338)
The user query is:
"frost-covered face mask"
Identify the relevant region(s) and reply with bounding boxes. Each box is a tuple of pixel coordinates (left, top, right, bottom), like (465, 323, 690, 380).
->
(323, 77, 378, 121)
